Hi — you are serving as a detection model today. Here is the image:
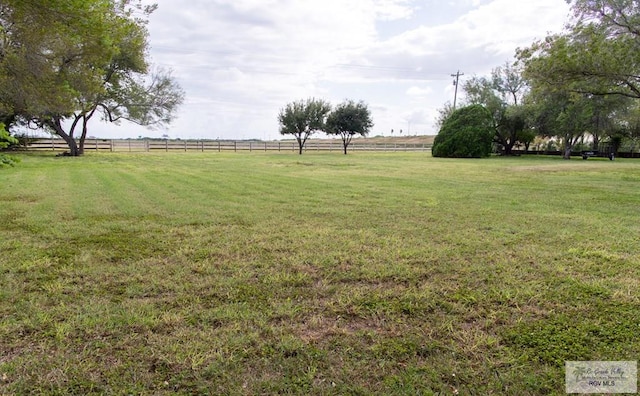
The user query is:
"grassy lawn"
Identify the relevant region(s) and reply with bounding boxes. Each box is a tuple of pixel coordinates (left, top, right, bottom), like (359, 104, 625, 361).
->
(1, 152, 639, 395)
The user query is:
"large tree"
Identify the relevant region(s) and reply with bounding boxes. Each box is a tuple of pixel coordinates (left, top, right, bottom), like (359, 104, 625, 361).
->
(585, 94, 634, 150)
(1, 0, 108, 121)
(0, 0, 183, 156)
(518, 0, 640, 98)
(278, 98, 331, 155)
(463, 63, 528, 155)
(525, 87, 595, 159)
(517, 0, 640, 156)
(325, 100, 373, 155)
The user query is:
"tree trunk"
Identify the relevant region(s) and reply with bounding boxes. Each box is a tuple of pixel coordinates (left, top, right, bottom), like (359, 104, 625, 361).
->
(47, 118, 81, 156)
(296, 136, 303, 155)
(78, 137, 85, 156)
(60, 134, 80, 156)
(611, 136, 622, 156)
(503, 141, 515, 156)
(503, 127, 521, 155)
(77, 107, 98, 155)
(342, 134, 351, 155)
(563, 133, 582, 160)
(78, 115, 91, 155)
(62, 135, 80, 156)
(494, 133, 510, 155)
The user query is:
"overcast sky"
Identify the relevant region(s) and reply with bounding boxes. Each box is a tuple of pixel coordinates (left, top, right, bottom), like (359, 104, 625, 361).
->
(90, 0, 571, 140)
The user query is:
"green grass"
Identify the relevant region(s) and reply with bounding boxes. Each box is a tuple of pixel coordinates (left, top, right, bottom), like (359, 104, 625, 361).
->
(1, 152, 639, 395)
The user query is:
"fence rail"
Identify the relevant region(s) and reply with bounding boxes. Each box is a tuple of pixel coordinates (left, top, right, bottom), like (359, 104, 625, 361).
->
(20, 138, 432, 153)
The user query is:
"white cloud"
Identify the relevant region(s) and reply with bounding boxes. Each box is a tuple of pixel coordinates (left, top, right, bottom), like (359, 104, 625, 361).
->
(407, 86, 433, 97)
(361, 0, 569, 76)
(373, 0, 416, 20)
(79, 0, 571, 140)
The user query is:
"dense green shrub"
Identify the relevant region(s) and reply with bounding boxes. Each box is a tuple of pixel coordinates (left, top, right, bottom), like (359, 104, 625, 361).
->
(0, 123, 16, 149)
(432, 104, 494, 158)
(0, 123, 19, 167)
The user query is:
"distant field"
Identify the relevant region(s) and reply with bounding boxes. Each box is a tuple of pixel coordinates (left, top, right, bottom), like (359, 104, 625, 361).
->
(1, 152, 639, 395)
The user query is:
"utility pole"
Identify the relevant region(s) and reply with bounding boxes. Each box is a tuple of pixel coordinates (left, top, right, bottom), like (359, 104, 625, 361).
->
(451, 70, 464, 110)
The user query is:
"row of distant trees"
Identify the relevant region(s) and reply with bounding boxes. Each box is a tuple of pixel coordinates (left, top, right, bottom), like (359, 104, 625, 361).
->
(0, 0, 184, 156)
(435, 0, 640, 159)
(278, 98, 373, 155)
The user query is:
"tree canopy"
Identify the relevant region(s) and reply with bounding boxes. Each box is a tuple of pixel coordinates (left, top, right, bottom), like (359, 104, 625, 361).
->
(518, 0, 640, 98)
(462, 63, 529, 155)
(278, 98, 331, 155)
(430, 0, 640, 159)
(514, 0, 640, 158)
(325, 100, 373, 154)
(0, 0, 183, 156)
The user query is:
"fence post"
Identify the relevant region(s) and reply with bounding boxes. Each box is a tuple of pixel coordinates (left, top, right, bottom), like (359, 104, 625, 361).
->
(278, 142, 281, 152)
(265, 142, 267, 152)
(234, 141, 237, 152)
(218, 140, 221, 152)
(249, 142, 252, 152)
(110, 140, 114, 152)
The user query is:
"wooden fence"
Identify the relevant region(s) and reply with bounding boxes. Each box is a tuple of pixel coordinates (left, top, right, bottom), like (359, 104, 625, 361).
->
(21, 138, 432, 153)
